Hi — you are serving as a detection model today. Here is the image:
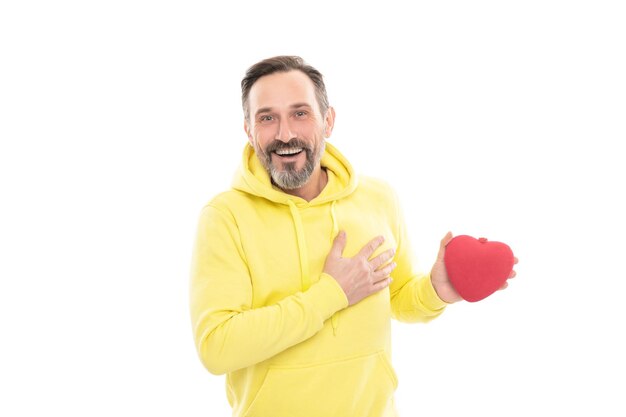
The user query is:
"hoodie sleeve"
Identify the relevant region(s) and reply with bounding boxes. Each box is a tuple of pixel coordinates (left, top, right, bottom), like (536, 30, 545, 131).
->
(387, 187, 449, 323)
(189, 204, 349, 375)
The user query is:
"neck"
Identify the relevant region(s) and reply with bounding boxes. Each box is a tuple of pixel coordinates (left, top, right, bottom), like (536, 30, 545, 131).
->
(281, 166, 327, 202)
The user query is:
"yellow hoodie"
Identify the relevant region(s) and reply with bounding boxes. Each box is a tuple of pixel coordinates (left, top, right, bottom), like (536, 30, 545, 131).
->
(190, 142, 447, 417)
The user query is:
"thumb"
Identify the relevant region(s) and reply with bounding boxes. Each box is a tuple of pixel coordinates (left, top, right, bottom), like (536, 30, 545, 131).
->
(436, 231, 454, 262)
(330, 230, 347, 258)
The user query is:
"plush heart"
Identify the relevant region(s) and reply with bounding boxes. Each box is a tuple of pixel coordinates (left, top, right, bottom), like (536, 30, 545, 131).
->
(444, 235, 514, 302)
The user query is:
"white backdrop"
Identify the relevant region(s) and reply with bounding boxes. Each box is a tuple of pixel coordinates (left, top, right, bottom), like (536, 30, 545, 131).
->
(1, 1, 624, 415)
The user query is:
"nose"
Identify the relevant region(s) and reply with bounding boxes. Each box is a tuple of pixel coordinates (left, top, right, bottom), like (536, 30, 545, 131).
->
(276, 117, 296, 143)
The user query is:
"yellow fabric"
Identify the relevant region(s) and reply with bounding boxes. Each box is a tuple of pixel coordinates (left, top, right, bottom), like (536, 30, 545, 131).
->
(189, 141, 448, 417)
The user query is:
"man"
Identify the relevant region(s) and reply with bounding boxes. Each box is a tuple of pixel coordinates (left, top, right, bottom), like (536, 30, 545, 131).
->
(189, 56, 516, 417)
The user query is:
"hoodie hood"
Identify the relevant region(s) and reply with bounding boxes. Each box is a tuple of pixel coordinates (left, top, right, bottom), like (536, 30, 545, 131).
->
(232, 141, 358, 206)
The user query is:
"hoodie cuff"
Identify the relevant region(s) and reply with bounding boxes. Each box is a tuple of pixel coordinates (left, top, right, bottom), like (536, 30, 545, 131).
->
(418, 274, 449, 312)
(304, 273, 349, 320)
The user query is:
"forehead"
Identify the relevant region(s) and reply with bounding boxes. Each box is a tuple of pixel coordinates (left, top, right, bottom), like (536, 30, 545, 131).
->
(248, 70, 318, 112)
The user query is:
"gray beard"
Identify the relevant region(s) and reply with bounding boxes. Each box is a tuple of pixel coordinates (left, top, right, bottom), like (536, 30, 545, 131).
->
(257, 140, 326, 190)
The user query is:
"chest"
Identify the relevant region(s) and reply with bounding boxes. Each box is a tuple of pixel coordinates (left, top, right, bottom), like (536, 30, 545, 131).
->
(236, 196, 398, 307)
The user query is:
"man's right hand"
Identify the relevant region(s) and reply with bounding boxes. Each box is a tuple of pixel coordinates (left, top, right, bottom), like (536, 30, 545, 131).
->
(322, 231, 397, 306)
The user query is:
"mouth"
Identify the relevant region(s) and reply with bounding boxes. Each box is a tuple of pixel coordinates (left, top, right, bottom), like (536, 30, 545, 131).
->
(272, 147, 305, 161)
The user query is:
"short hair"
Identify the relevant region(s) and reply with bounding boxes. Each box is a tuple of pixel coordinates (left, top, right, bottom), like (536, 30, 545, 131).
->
(241, 55, 329, 122)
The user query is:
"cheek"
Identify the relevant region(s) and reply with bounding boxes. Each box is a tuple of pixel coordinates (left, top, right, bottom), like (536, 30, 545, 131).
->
(297, 122, 323, 140)
(253, 128, 275, 148)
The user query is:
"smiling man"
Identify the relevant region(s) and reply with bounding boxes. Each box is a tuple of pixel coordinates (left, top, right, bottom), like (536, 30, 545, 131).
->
(189, 56, 515, 417)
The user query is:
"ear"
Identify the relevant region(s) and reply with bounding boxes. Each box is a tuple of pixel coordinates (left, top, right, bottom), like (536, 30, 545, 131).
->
(243, 118, 253, 145)
(323, 106, 336, 138)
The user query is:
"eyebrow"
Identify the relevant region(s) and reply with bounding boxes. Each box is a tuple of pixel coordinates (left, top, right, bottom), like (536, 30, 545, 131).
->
(255, 103, 313, 117)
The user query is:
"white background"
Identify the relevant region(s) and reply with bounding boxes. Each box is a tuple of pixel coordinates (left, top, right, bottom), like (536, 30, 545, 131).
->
(1, 0, 624, 415)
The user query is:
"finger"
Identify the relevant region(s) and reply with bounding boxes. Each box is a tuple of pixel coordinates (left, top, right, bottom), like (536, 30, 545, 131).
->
(513, 257, 519, 264)
(435, 231, 454, 262)
(509, 270, 517, 279)
(498, 281, 509, 291)
(358, 235, 385, 259)
(329, 230, 347, 258)
(372, 276, 393, 291)
(370, 248, 396, 271)
(374, 261, 397, 279)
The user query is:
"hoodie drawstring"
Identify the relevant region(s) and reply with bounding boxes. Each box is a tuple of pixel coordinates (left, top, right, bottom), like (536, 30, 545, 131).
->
(329, 200, 340, 335)
(287, 200, 311, 292)
(287, 199, 341, 336)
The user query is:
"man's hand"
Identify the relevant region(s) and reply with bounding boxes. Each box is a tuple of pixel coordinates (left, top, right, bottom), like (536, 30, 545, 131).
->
(323, 231, 397, 306)
(430, 232, 519, 303)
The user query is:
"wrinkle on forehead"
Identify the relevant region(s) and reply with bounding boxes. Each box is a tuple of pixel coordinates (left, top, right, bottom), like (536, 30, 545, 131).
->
(248, 70, 319, 116)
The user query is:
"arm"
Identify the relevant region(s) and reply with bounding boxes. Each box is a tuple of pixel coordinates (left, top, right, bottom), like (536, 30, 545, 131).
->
(387, 188, 449, 323)
(189, 205, 348, 375)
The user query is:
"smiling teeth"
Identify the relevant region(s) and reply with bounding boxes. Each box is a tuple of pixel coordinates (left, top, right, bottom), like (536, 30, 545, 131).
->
(275, 147, 303, 155)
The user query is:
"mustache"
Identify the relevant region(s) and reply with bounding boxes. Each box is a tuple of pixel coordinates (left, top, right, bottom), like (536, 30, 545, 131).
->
(265, 138, 312, 154)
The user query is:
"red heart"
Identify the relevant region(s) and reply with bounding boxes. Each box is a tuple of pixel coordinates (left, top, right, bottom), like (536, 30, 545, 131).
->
(444, 235, 514, 302)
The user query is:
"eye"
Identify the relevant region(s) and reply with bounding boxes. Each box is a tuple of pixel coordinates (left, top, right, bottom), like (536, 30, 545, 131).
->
(295, 111, 307, 117)
(259, 115, 274, 122)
